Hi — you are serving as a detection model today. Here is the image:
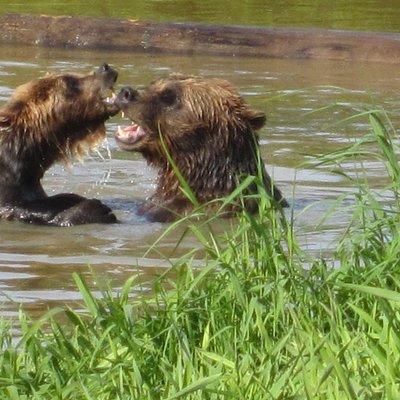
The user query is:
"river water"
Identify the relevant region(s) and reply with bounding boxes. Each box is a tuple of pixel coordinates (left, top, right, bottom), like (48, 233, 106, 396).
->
(0, 4, 399, 317)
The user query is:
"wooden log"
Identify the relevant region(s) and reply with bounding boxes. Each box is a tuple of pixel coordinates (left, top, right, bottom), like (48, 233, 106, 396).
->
(1, 13, 400, 63)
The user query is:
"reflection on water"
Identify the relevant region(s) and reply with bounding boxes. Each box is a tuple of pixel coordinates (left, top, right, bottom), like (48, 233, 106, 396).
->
(0, 43, 399, 317)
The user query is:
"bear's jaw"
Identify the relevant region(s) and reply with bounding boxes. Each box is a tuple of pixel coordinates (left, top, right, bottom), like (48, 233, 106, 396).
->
(63, 122, 107, 163)
(115, 123, 147, 151)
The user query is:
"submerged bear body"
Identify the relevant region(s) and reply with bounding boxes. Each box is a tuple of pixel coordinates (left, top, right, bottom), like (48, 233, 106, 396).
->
(115, 74, 288, 222)
(0, 64, 119, 226)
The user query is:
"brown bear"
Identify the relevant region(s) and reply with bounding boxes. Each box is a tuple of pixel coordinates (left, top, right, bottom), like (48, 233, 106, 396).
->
(114, 74, 288, 222)
(0, 64, 119, 226)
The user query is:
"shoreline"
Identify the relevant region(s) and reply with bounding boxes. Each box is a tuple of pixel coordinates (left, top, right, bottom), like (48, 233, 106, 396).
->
(0, 13, 400, 63)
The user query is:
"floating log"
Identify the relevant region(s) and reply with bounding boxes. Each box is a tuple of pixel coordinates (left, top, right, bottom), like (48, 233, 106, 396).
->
(1, 13, 400, 63)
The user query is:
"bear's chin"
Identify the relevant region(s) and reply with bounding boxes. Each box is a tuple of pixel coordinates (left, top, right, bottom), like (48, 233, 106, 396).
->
(63, 123, 107, 163)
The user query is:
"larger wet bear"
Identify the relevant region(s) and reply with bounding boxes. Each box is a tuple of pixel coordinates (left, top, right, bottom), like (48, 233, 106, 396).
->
(115, 74, 288, 222)
(0, 64, 118, 226)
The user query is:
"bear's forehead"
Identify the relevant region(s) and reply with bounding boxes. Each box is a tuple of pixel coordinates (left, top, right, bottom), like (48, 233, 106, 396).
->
(147, 76, 237, 100)
(10, 73, 81, 101)
(9, 72, 99, 104)
(10, 80, 49, 102)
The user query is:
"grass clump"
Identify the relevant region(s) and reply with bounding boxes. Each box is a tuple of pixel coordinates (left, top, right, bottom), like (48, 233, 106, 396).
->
(1, 112, 400, 399)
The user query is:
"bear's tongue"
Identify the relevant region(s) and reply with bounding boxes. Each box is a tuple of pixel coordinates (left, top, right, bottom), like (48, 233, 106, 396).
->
(116, 123, 146, 145)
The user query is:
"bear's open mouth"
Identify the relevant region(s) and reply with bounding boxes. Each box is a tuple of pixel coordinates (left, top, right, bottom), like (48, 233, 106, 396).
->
(115, 123, 147, 150)
(104, 91, 116, 103)
(103, 92, 120, 116)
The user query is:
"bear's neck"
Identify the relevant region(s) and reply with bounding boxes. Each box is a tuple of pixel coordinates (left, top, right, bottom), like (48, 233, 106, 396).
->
(154, 130, 260, 203)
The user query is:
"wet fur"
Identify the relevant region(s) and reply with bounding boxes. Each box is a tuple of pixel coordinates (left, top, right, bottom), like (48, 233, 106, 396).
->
(0, 69, 118, 226)
(116, 74, 288, 222)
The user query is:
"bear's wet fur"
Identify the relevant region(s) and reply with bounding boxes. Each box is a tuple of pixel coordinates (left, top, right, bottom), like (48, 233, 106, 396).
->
(115, 74, 288, 222)
(0, 64, 119, 226)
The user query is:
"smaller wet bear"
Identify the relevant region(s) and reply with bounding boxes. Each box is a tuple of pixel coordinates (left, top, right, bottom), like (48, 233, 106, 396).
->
(114, 74, 288, 222)
(0, 64, 119, 226)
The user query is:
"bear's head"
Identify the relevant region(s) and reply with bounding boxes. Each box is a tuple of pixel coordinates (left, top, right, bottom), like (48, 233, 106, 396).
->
(114, 74, 266, 166)
(0, 64, 118, 169)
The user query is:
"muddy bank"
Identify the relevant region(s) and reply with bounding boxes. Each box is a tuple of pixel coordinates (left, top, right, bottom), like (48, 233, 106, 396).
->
(1, 13, 400, 63)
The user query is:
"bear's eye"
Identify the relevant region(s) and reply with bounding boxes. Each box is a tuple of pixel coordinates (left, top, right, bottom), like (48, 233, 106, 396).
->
(159, 88, 177, 106)
(62, 76, 81, 96)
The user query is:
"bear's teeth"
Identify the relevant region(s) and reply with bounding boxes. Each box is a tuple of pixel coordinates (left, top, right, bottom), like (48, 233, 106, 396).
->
(105, 93, 117, 103)
(121, 111, 125, 118)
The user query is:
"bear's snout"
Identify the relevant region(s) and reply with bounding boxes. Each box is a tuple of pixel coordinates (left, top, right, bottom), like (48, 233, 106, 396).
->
(95, 63, 118, 88)
(116, 86, 138, 106)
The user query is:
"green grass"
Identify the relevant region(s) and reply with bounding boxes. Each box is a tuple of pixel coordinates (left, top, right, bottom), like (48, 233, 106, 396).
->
(1, 111, 400, 399)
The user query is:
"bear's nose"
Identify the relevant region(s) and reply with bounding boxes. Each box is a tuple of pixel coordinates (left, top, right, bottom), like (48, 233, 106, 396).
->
(118, 86, 138, 103)
(99, 63, 110, 73)
(95, 63, 118, 86)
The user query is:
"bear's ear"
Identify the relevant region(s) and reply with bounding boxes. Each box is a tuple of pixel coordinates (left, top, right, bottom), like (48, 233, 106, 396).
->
(242, 108, 266, 131)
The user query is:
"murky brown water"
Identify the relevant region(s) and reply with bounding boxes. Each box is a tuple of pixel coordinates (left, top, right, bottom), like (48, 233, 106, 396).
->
(0, 43, 399, 317)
